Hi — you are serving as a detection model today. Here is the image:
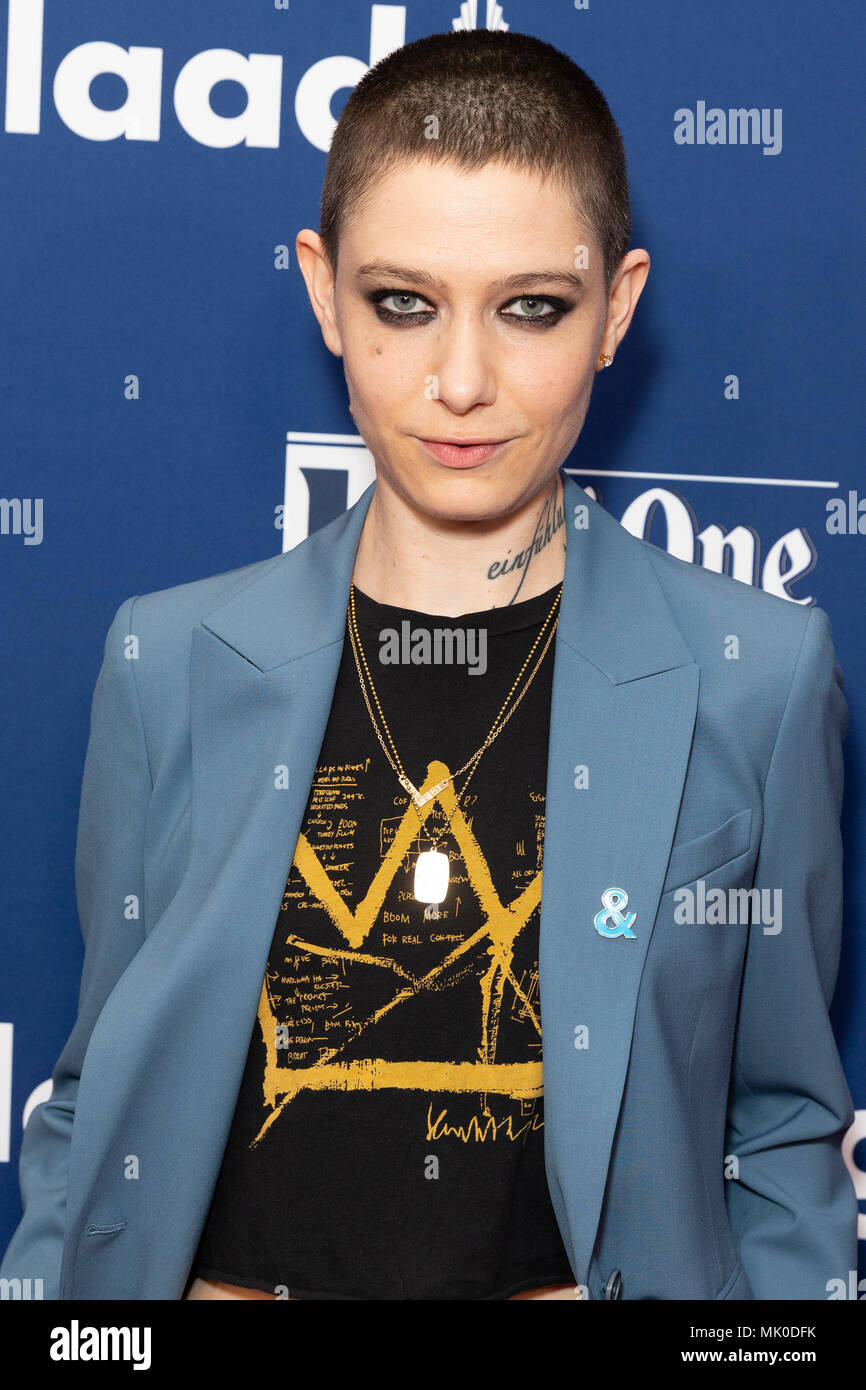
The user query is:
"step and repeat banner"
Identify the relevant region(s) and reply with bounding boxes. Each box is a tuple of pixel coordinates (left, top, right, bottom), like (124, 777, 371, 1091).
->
(1, 0, 864, 1288)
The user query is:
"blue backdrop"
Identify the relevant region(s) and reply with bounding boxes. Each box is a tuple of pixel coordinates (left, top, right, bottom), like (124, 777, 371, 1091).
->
(1, 0, 864, 1287)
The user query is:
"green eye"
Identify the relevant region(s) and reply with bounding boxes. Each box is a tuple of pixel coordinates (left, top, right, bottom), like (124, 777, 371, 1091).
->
(505, 297, 556, 318)
(381, 292, 427, 314)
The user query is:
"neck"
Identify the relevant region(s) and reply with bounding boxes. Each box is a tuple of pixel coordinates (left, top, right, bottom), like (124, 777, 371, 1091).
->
(351, 471, 567, 616)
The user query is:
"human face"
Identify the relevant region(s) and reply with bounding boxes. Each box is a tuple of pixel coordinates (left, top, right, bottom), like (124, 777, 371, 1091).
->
(299, 158, 645, 526)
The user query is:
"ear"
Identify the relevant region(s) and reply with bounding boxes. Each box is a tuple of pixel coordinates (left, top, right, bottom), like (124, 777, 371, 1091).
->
(597, 248, 651, 366)
(295, 229, 343, 358)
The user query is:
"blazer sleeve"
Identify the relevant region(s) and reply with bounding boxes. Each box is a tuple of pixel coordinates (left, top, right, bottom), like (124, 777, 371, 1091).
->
(0, 595, 152, 1299)
(724, 604, 858, 1299)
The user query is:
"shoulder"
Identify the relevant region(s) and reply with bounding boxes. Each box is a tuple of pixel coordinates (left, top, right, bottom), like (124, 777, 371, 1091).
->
(105, 550, 286, 657)
(568, 475, 830, 695)
(91, 552, 287, 742)
(90, 552, 291, 776)
(631, 533, 843, 746)
(638, 530, 824, 668)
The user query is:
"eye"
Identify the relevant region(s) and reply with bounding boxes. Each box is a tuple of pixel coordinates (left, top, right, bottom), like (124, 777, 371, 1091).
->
(501, 296, 563, 322)
(372, 291, 435, 323)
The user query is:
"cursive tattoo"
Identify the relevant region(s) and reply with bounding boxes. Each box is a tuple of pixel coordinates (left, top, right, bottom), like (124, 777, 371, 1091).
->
(487, 476, 566, 605)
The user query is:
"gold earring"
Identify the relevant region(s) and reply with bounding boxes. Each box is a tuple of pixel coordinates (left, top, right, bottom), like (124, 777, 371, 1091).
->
(597, 353, 613, 369)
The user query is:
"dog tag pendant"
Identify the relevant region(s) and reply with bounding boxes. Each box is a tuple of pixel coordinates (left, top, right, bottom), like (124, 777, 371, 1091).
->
(414, 849, 449, 914)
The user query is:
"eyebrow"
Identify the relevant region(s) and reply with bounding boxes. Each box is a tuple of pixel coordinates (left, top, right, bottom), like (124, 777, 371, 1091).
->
(353, 260, 587, 294)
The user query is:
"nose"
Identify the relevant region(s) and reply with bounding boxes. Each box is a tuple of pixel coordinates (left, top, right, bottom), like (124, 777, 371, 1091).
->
(427, 312, 497, 414)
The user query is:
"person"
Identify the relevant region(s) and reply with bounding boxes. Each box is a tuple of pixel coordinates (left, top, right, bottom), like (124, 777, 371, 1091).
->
(1, 28, 856, 1302)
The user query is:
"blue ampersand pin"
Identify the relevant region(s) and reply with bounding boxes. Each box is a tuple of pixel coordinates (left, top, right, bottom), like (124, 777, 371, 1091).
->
(594, 886, 637, 938)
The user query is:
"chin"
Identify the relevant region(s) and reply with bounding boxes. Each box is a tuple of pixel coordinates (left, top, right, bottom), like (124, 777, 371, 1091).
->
(408, 472, 534, 525)
(382, 456, 545, 524)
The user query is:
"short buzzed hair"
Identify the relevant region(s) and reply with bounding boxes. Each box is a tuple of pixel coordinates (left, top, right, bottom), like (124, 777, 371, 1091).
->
(320, 29, 632, 293)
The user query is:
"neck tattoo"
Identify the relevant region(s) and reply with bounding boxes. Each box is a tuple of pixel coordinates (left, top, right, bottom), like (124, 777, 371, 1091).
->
(486, 478, 566, 605)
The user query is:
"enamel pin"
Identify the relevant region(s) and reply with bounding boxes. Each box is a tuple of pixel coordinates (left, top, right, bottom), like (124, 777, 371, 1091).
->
(594, 886, 637, 938)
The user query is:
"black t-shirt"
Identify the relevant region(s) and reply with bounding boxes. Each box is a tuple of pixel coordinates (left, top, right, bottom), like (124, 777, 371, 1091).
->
(192, 580, 575, 1299)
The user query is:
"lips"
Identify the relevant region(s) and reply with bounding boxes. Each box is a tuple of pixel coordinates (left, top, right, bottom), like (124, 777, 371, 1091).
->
(418, 437, 511, 468)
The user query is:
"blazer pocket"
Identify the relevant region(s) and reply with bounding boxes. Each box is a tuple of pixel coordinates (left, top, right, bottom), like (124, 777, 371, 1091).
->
(662, 808, 752, 894)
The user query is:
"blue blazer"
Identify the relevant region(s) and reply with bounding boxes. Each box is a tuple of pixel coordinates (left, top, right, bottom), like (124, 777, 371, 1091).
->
(1, 469, 857, 1300)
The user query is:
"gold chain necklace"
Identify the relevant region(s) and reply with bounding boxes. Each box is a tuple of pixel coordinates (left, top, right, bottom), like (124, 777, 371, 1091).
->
(347, 581, 562, 918)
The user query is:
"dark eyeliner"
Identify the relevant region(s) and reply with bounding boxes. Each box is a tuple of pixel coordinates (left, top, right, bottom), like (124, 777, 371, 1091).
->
(367, 289, 434, 325)
(501, 294, 572, 328)
(365, 288, 573, 328)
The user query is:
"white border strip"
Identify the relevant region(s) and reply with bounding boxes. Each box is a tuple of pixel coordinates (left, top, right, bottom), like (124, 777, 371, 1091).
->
(564, 467, 839, 489)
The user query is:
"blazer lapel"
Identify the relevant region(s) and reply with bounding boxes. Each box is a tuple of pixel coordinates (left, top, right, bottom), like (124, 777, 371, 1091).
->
(169, 490, 384, 1228)
(539, 472, 699, 1291)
